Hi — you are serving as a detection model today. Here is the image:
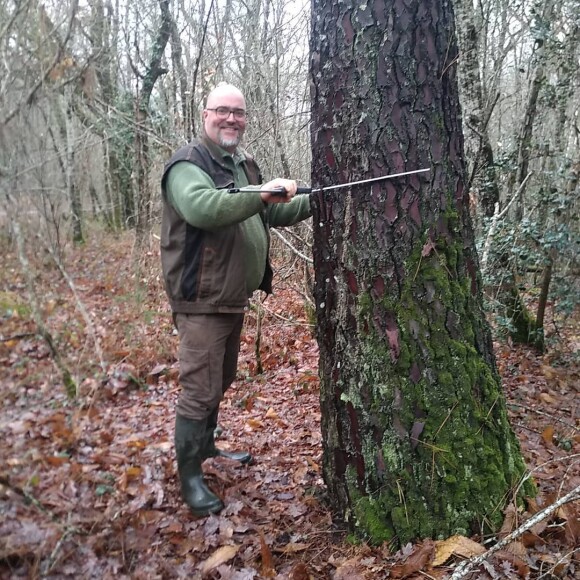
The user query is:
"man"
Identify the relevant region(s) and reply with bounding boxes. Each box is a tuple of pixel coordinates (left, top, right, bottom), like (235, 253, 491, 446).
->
(160, 83, 312, 516)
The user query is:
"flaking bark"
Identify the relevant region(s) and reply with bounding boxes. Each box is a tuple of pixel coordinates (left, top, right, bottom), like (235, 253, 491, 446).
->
(310, 0, 533, 544)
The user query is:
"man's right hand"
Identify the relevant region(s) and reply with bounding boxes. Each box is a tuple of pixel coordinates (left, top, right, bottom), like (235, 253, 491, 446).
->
(260, 178, 297, 204)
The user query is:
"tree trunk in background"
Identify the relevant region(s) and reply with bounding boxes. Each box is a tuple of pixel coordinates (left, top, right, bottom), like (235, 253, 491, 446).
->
(65, 97, 83, 243)
(54, 91, 83, 243)
(454, 0, 500, 228)
(492, 0, 557, 350)
(507, 0, 556, 220)
(310, 0, 533, 545)
(169, 16, 189, 141)
(91, 0, 123, 230)
(134, 0, 171, 241)
(533, 21, 579, 339)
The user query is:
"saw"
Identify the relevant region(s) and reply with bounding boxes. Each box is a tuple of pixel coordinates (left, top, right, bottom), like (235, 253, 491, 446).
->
(227, 168, 430, 196)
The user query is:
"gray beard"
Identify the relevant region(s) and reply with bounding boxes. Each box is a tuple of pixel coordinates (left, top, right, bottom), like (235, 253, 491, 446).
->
(219, 133, 240, 149)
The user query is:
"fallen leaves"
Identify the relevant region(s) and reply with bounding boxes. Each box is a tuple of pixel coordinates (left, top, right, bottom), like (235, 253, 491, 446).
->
(389, 541, 434, 578)
(1, 233, 578, 578)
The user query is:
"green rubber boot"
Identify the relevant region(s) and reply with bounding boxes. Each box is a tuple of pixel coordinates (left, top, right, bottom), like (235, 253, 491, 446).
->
(175, 414, 224, 516)
(203, 407, 252, 465)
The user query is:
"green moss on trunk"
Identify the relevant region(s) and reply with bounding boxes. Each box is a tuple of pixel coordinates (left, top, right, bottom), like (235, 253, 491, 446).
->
(323, 229, 534, 545)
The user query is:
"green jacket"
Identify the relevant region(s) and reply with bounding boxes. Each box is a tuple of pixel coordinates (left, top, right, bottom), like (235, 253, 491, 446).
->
(160, 137, 311, 314)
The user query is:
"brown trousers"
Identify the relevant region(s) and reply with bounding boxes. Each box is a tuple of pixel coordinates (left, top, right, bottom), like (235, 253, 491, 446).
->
(174, 313, 245, 421)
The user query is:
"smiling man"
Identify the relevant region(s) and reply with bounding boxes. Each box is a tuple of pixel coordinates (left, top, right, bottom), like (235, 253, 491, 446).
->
(203, 85, 246, 150)
(160, 83, 311, 517)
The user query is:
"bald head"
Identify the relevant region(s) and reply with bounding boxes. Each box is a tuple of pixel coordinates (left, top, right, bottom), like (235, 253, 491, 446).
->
(205, 84, 246, 109)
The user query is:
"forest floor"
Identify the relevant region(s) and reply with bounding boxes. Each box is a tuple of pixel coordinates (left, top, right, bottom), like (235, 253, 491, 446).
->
(0, 230, 578, 580)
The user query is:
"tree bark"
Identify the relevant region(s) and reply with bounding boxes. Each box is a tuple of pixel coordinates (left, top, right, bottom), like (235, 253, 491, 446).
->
(134, 0, 171, 240)
(507, 0, 556, 220)
(310, 0, 533, 545)
(90, 0, 124, 230)
(454, 0, 500, 226)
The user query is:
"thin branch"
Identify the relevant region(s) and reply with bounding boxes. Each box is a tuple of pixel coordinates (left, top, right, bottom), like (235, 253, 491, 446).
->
(271, 228, 313, 264)
(0, 0, 33, 42)
(42, 238, 107, 373)
(449, 484, 580, 580)
(189, 0, 215, 138)
(12, 221, 77, 398)
(509, 403, 580, 433)
(0, 333, 37, 343)
(481, 172, 532, 271)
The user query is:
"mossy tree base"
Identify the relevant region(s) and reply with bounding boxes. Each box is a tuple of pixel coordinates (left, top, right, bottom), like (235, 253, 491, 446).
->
(508, 287, 545, 351)
(310, 0, 534, 546)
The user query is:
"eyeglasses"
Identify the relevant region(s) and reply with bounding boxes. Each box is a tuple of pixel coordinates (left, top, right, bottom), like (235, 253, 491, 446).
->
(206, 106, 247, 120)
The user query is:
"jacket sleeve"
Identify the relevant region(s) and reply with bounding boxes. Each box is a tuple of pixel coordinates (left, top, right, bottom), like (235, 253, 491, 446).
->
(267, 194, 312, 227)
(166, 161, 265, 230)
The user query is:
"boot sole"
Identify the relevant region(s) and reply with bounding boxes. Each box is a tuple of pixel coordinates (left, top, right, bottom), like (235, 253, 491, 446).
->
(204, 452, 253, 465)
(189, 500, 224, 517)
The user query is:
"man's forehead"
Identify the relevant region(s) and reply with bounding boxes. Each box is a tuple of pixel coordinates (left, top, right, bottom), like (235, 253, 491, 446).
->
(206, 85, 245, 107)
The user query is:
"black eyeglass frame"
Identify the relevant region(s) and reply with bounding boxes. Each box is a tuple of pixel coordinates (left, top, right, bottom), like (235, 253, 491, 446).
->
(206, 107, 247, 120)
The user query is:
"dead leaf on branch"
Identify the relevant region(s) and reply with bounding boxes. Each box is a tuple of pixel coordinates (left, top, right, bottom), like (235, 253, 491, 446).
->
(432, 535, 485, 567)
(498, 503, 519, 538)
(273, 542, 309, 554)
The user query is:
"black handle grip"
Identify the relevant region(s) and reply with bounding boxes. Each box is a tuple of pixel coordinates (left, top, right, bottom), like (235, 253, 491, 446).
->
(269, 186, 313, 197)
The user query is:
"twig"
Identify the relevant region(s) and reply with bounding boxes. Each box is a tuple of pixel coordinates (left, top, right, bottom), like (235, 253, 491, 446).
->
(271, 228, 313, 264)
(0, 475, 50, 515)
(0, 332, 37, 342)
(537, 547, 579, 579)
(253, 297, 314, 327)
(12, 221, 77, 397)
(448, 483, 580, 579)
(42, 238, 107, 373)
(481, 172, 532, 272)
(42, 528, 75, 576)
(509, 403, 579, 433)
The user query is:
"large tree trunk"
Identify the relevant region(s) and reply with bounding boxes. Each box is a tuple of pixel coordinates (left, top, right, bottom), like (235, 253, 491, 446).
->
(310, 0, 533, 545)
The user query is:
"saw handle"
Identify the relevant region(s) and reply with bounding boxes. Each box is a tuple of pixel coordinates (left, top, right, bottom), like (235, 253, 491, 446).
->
(268, 186, 312, 197)
(226, 186, 312, 195)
